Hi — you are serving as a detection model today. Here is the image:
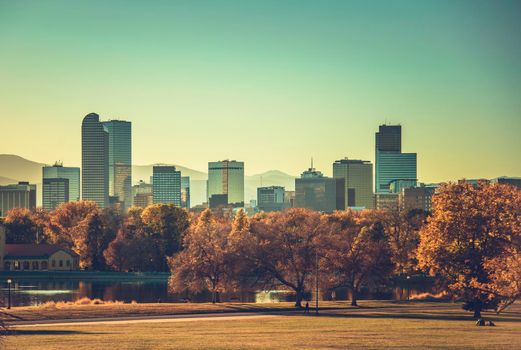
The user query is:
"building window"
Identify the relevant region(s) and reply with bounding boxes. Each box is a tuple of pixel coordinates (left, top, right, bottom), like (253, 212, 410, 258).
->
(59, 260, 63, 267)
(14, 261, 20, 270)
(41, 261, 48, 270)
(66, 260, 71, 267)
(23, 261, 30, 270)
(4, 261, 11, 271)
(32, 261, 39, 270)
(52, 260, 56, 267)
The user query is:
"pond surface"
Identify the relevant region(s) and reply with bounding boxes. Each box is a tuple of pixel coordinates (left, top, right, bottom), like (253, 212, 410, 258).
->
(1, 277, 438, 307)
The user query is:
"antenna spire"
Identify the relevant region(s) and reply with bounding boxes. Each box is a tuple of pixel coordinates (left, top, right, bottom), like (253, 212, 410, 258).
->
(311, 157, 313, 170)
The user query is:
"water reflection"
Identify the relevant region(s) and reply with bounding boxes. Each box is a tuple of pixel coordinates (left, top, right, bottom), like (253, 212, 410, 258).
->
(1, 278, 438, 307)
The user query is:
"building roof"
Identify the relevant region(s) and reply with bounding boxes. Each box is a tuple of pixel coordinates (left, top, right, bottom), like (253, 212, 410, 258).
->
(4, 244, 78, 259)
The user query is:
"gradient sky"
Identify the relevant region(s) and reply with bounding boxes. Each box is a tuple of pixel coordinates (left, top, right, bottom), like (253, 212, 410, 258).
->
(1, 0, 520, 181)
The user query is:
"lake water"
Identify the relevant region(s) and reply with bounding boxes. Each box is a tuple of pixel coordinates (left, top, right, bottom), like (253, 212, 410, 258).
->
(1, 277, 438, 307)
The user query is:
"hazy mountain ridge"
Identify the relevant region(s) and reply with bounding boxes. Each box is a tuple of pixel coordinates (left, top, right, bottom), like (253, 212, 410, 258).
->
(0, 155, 296, 206)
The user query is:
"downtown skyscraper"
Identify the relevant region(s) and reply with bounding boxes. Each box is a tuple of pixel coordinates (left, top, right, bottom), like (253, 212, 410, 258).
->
(333, 158, 374, 209)
(42, 162, 80, 210)
(81, 113, 109, 208)
(102, 120, 132, 209)
(152, 166, 181, 206)
(375, 125, 417, 194)
(207, 160, 244, 206)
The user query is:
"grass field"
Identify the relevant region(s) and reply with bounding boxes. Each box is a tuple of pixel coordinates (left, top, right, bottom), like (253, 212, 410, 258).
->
(4, 301, 521, 349)
(3, 300, 353, 323)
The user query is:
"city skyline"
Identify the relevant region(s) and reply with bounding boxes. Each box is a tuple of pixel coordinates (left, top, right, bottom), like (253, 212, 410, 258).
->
(1, 1, 520, 181)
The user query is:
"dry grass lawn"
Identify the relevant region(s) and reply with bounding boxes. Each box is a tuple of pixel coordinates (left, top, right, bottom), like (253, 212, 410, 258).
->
(3, 301, 521, 350)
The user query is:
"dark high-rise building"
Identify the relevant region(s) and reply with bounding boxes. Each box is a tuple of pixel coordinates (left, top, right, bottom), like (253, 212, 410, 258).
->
(257, 186, 286, 212)
(376, 125, 401, 152)
(82, 113, 109, 208)
(42, 163, 80, 210)
(375, 124, 417, 194)
(152, 166, 181, 206)
(102, 120, 132, 210)
(295, 165, 344, 213)
(0, 182, 37, 217)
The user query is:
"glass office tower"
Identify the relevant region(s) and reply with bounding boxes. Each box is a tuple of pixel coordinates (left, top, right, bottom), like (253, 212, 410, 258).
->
(333, 158, 374, 209)
(207, 160, 244, 206)
(42, 163, 80, 209)
(257, 186, 286, 212)
(102, 120, 132, 210)
(375, 125, 417, 193)
(152, 166, 181, 206)
(82, 113, 109, 208)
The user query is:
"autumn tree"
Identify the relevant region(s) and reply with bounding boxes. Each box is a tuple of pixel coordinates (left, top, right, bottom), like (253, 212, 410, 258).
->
(141, 204, 189, 270)
(168, 209, 233, 303)
(104, 207, 162, 272)
(417, 181, 521, 318)
(248, 208, 326, 308)
(322, 211, 393, 306)
(47, 201, 99, 246)
(3, 208, 39, 243)
(382, 208, 426, 275)
(73, 211, 105, 269)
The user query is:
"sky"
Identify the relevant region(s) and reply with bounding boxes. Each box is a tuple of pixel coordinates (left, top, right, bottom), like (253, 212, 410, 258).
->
(0, 0, 520, 181)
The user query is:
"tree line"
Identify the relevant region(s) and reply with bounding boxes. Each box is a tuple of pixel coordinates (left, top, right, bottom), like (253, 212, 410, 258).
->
(2, 181, 520, 317)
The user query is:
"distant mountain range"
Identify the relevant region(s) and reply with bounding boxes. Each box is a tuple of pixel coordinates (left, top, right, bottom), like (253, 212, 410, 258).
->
(0, 154, 295, 206)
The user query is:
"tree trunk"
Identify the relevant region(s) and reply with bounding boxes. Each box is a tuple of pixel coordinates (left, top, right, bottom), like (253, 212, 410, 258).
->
(473, 303, 482, 319)
(212, 290, 216, 304)
(351, 288, 358, 307)
(295, 289, 303, 308)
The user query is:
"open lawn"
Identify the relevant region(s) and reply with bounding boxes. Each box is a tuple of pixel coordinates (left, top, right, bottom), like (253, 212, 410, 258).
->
(3, 300, 354, 323)
(3, 301, 521, 349)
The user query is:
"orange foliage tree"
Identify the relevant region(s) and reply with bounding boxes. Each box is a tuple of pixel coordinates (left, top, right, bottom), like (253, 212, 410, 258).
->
(168, 209, 233, 303)
(417, 181, 521, 318)
(248, 208, 326, 308)
(321, 210, 393, 306)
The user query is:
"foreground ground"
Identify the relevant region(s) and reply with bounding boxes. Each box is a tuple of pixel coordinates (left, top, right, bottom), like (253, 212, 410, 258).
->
(3, 301, 521, 349)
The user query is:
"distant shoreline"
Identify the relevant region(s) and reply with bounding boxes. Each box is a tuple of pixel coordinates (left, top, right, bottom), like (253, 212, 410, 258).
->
(0, 271, 171, 281)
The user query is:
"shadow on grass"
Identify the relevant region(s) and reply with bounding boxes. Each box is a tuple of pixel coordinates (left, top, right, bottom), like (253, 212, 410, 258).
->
(6, 329, 108, 336)
(274, 309, 521, 323)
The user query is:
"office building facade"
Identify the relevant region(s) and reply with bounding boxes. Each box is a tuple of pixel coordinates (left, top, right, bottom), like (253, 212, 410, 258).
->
(102, 120, 132, 210)
(257, 186, 286, 212)
(42, 163, 80, 210)
(42, 178, 69, 211)
(333, 158, 373, 209)
(375, 125, 417, 193)
(82, 113, 109, 208)
(152, 166, 181, 206)
(295, 167, 344, 213)
(207, 160, 244, 206)
(0, 182, 37, 217)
